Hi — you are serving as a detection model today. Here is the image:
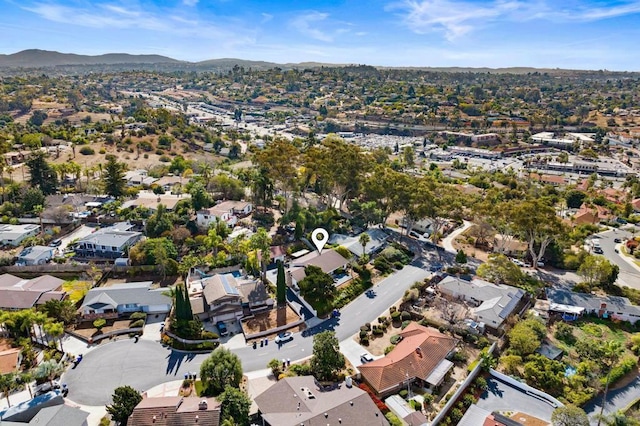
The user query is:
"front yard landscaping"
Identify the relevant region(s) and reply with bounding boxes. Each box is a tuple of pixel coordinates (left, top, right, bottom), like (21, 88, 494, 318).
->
(71, 319, 135, 341)
(241, 305, 303, 339)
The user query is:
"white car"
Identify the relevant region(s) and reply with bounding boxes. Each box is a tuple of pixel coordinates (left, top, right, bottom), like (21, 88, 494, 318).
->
(511, 259, 525, 267)
(275, 332, 293, 344)
(360, 353, 374, 364)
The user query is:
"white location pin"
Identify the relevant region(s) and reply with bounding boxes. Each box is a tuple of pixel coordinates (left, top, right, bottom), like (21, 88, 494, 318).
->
(311, 228, 329, 254)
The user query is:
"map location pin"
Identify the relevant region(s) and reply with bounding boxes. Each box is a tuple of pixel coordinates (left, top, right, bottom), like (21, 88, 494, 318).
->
(311, 228, 329, 255)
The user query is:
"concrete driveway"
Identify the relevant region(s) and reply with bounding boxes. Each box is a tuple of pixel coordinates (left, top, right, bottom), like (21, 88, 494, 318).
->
(477, 377, 556, 422)
(58, 224, 96, 252)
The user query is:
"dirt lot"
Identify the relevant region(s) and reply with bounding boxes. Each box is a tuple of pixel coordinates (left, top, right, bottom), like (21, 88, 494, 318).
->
(71, 319, 133, 340)
(241, 306, 303, 339)
(451, 227, 492, 262)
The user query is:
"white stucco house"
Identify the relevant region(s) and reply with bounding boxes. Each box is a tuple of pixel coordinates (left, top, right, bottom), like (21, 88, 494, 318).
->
(80, 281, 171, 318)
(16, 245, 56, 266)
(196, 201, 253, 229)
(0, 224, 40, 247)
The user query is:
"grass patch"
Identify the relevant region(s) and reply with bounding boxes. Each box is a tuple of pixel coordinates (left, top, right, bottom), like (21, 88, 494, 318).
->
(62, 280, 92, 303)
(194, 380, 205, 396)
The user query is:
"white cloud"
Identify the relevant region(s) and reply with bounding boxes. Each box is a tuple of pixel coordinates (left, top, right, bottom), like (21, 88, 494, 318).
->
(391, 0, 640, 40)
(183, 0, 199, 6)
(289, 11, 333, 42)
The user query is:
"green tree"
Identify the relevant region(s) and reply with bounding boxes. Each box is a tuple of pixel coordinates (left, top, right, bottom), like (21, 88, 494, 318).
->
(455, 249, 467, 264)
(268, 358, 282, 378)
(93, 318, 107, 332)
(44, 321, 65, 353)
(106, 385, 142, 426)
(146, 204, 175, 238)
(565, 190, 587, 209)
(189, 181, 213, 211)
(21, 187, 46, 214)
(552, 405, 590, 426)
(200, 347, 243, 396)
(298, 265, 336, 305)
(511, 199, 564, 267)
(102, 155, 127, 198)
(578, 255, 614, 292)
(0, 372, 15, 407)
(218, 385, 251, 426)
(26, 151, 58, 195)
(507, 318, 545, 356)
(39, 299, 77, 325)
(597, 341, 624, 426)
(310, 330, 345, 381)
(359, 232, 371, 259)
(477, 253, 526, 287)
(276, 260, 286, 306)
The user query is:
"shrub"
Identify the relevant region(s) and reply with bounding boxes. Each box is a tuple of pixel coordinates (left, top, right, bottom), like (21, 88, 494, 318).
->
(391, 311, 401, 321)
(385, 411, 404, 426)
(372, 327, 384, 336)
(477, 337, 491, 349)
(359, 330, 368, 339)
(378, 316, 387, 324)
(451, 351, 467, 363)
(201, 331, 219, 340)
(475, 377, 488, 390)
(384, 345, 396, 355)
(159, 155, 171, 162)
(602, 357, 637, 386)
(401, 320, 411, 329)
(129, 312, 147, 320)
(409, 399, 422, 410)
(360, 337, 369, 346)
(390, 335, 403, 344)
(99, 148, 106, 154)
(93, 318, 106, 330)
(129, 319, 145, 328)
(554, 322, 576, 344)
(399, 389, 408, 398)
(289, 363, 312, 376)
(401, 311, 411, 321)
(79, 146, 95, 155)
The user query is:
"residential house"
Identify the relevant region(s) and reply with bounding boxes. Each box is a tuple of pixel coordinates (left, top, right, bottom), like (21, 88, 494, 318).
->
(16, 246, 56, 266)
(121, 191, 191, 213)
(358, 323, 458, 397)
(74, 223, 143, 259)
(459, 404, 527, 426)
(384, 394, 429, 426)
(328, 229, 389, 257)
(80, 282, 172, 318)
(268, 249, 350, 288)
(154, 175, 191, 193)
(254, 376, 389, 426)
(128, 396, 220, 426)
(546, 288, 640, 323)
(437, 275, 525, 332)
(0, 391, 66, 423)
(492, 235, 527, 257)
(0, 224, 40, 247)
(196, 201, 253, 229)
(124, 169, 158, 187)
(199, 273, 272, 323)
(0, 274, 65, 311)
(0, 404, 90, 426)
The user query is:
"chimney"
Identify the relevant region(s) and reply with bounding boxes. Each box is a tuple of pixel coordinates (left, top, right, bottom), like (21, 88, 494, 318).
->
(198, 399, 208, 410)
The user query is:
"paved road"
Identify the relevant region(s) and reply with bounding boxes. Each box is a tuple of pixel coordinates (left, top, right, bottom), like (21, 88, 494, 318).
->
(595, 227, 640, 290)
(584, 376, 640, 423)
(477, 377, 556, 422)
(63, 263, 431, 405)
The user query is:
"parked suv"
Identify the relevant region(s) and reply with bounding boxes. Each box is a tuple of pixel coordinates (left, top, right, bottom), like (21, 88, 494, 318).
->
(216, 321, 228, 337)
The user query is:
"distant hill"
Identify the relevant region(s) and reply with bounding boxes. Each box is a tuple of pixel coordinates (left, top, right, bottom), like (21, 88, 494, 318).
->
(0, 49, 181, 67)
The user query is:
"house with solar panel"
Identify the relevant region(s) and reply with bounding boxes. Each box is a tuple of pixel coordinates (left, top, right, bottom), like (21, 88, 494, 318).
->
(200, 273, 272, 323)
(437, 275, 526, 334)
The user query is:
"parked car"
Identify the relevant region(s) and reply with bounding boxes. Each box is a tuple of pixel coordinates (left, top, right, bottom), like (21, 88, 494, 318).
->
(511, 259, 525, 267)
(275, 332, 293, 344)
(49, 238, 62, 247)
(614, 238, 622, 243)
(594, 247, 604, 254)
(360, 353, 374, 364)
(216, 321, 228, 337)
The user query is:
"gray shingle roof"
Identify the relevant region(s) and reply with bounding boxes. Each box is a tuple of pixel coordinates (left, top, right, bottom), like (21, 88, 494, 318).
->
(77, 228, 142, 248)
(82, 282, 170, 310)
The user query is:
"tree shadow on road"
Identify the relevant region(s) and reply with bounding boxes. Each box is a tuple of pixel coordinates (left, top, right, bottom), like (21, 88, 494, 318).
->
(165, 350, 196, 375)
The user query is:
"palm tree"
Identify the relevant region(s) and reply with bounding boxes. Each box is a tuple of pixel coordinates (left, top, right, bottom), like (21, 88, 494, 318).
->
(34, 360, 63, 388)
(44, 321, 65, 353)
(16, 371, 34, 398)
(597, 340, 624, 426)
(359, 232, 371, 259)
(33, 205, 45, 237)
(0, 372, 16, 407)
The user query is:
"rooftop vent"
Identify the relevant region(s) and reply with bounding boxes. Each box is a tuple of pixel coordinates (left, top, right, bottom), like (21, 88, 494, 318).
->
(199, 399, 208, 410)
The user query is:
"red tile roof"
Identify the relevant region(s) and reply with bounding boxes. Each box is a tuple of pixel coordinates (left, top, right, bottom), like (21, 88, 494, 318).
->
(128, 396, 220, 426)
(358, 323, 458, 395)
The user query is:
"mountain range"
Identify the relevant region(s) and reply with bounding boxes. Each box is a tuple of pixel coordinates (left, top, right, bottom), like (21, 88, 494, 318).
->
(0, 49, 620, 75)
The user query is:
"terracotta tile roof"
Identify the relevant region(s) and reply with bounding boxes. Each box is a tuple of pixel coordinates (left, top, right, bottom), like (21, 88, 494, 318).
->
(128, 396, 220, 426)
(359, 323, 458, 395)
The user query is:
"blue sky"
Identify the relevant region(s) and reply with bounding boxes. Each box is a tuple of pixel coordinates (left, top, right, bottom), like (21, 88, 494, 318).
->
(1, 0, 640, 70)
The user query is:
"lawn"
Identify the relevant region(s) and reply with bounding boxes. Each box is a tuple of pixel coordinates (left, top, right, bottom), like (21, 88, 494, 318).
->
(62, 280, 92, 303)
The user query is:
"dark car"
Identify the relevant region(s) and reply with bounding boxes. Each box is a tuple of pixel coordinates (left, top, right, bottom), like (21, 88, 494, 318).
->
(614, 238, 622, 243)
(216, 321, 228, 337)
(594, 247, 604, 254)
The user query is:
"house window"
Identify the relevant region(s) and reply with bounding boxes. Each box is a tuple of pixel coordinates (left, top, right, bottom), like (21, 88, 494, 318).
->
(112, 246, 117, 251)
